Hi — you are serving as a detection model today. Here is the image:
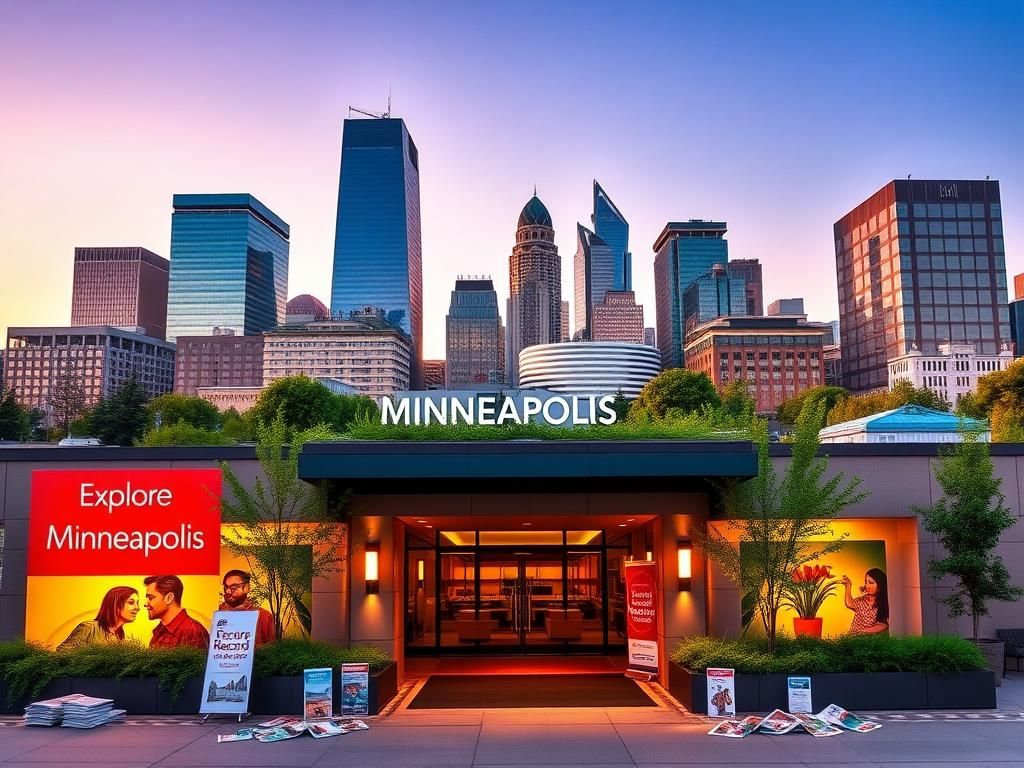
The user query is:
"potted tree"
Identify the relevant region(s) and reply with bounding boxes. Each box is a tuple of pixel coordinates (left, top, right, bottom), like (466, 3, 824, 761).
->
(913, 430, 1023, 686)
(783, 564, 839, 638)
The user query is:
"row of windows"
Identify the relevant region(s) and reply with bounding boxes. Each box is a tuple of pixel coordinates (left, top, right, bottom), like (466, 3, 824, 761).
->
(910, 202, 1000, 219)
(913, 220, 1001, 236)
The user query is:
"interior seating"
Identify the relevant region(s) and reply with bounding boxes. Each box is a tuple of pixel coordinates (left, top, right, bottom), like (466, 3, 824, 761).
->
(544, 608, 583, 641)
(456, 609, 491, 642)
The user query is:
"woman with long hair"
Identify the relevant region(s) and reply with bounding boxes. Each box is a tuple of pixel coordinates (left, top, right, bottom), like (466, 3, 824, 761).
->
(57, 586, 140, 650)
(840, 568, 889, 635)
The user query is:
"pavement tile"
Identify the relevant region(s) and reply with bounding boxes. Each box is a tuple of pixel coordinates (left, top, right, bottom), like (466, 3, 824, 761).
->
(309, 724, 480, 767)
(151, 735, 337, 767)
(9, 744, 193, 764)
(473, 724, 632, 765)
(614, 723, 800, 764)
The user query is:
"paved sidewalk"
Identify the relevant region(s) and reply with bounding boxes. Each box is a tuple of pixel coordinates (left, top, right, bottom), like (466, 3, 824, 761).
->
(0, 672, 1020, 767)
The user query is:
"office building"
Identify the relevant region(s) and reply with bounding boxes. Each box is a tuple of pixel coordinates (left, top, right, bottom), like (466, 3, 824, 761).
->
(726, 259, 763, 316)
(824, 344, 843, 387)
(507, 194, 561, 385)
(683, 315, 826, 415)
(166, 194, 289, 342)
(71, 247, 169, 340)
(445, 278, 505, 389)
(888, 342, 1012, 406)
(592, 180, 631, 291)
(423, 360, 446, 390)
(573, 224, 616, 340)
(3, 326, 175, 415)
(263, 319, 411, 402)
(330, 118, 423, 387)
(173, 332, 264, 395)
(518, 341, 661, 399)
(644, 327, 656, 348)
(592, 291, 644, 344)
(286, 294, 330, 325)
(767, 298, 805, 316)
(1009, 273, 1024, 356)
(835, 179, 1009, 392)
(653, 220, 729, 369)
(683, 264, 747, 334)
(561, 301, 570, 342)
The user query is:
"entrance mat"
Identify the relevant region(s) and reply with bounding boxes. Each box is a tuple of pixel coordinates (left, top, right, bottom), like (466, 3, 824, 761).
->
(408, 673, 657, 709)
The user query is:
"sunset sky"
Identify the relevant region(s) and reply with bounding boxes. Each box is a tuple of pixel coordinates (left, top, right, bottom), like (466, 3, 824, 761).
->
(2, 1, 1022, 358)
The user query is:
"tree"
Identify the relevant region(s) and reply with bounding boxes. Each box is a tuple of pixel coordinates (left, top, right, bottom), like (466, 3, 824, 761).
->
(610, 390, 631, 422)
(249, 375, 377, 433)
(826, 381, 949, 426)
(719, 380, 757, 419)
(140, 422, 235, 447)
(630, 369, 721, 420)
(89, 376, 150, 446)
(221, 408, 254, 442)
(699, 401, 868, 653)
(777, 386, 849, 425)
(966, 360, 1024, 439)
(220, 417, 347, 640)
(47, 364, 86, 437)
(0, 385, 30, 441)
(147, 393, 221, 431)
(912, 432, 1023, 641)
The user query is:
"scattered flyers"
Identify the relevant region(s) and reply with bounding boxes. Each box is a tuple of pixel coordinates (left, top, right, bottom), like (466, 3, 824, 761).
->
(333, 718, 370, 733)
(817, 704, 882, 733)
(708, 715, 762, 738)
(758, 709, 800, 735)
(253, 723, 307, 743)
(257, 716, 302, 728)
(217, 728, 254, 743)
(793, 713, 842, 738)
(306, 720, 347, 739)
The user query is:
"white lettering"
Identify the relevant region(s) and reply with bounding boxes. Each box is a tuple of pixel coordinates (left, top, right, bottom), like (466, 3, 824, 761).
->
(597, 395, 617, 425)
(380, 398, 410, 426)
(80, 482, 174, 513)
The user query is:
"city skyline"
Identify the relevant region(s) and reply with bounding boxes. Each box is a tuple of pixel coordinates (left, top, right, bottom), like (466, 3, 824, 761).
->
(1, 2, 1022, 359)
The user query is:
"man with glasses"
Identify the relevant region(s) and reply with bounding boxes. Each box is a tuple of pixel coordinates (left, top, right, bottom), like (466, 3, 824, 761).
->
(219, 569, 276, 645)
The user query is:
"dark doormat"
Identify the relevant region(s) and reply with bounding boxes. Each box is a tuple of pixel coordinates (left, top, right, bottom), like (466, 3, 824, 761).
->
(408, 673, 657, 708)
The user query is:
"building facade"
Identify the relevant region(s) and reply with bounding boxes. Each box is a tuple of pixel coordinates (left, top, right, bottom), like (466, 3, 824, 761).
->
(643, 326, 656, 348)
(888, 342, 1013, 406)
(263, 319, 411, 402)
(683, 316, 826, 414)
(518, 341, 661, 399)
(507, 195, 561, 385)
(726, 258, 763, 316)
(173, 332, 264, 395)
(561, 301, 570, 342)
(591, 180, 631, 291)
(330, 118, 423, 387)
(445, 278, 505, 389)
(653, 220, 729, 370)
(682, 264, 747, 334)
(573, 224, 616, 340)
(835, 179, 1009, 392)
(591, 291, 644, 344)
(824, 344, 843, 387)
(70, 247, 170, 340)
(767, 298, 805, 316)
(422, 359, 446, 390)
(3, 325, 175, 414)
(166, 194, 290, 342)
(1010, 273, 1024, 357)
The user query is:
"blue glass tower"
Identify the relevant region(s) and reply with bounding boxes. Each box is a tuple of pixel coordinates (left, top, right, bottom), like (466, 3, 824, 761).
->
(330, 117, 422, 385)
(592, 181, 631, 291)
(573, 224, 616, 340)
(683, 265, 747, 334)
(166, 194, 289, 342)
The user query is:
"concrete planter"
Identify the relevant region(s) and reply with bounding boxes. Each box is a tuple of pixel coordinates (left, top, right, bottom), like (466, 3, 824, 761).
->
(974, 640, 1005, 687)
(669, 663, 994, 712)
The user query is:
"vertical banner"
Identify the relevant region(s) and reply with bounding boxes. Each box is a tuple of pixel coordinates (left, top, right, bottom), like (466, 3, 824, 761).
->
(341, 663, 370, 716)
(303, 668, 334, 719)
(706, 668, 736, 717)
(200, 610, 258, 716)
(787, 676, 812, 713)
(623, 560, 659, 679)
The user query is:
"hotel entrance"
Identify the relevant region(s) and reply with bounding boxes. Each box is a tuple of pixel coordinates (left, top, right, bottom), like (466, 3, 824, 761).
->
(405, 525, 640, 656)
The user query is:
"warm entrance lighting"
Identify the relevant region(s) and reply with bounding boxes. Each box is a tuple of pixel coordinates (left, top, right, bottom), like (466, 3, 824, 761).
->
(646, 550, 653, 561)
(365, 541, 380, 594)
(417, 559, 425, 586)
(677, 540, 692, 591)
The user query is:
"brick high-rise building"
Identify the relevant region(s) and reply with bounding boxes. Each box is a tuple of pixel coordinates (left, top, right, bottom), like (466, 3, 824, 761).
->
(592, 291, 644, 344)
(71, 247, 169, 340)
(423, 359, 446, 390)
(835, 179, 1008, 392)
(173, 330, 264, 395)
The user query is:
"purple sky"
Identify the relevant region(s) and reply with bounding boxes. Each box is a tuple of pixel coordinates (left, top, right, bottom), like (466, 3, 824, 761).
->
(2, 1, 1022, 358)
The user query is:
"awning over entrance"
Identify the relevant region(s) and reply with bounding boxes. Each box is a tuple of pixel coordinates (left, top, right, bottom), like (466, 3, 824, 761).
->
(298, 440, 757, 493)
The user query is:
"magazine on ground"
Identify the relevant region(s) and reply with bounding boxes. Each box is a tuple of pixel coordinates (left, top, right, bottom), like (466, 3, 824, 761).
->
(253, 723, 307, 743)
(61, 697, 118, 729)
(217, 728, 255, 743)
(817, 704, 883, 733)
(708, 715, 762, 738)
(24, 693, 89, 726)
(306, 720, 347, 739)
(257, 716, 302, 728)
(793, 713, 842, 737)
(758, 709, 800, 735)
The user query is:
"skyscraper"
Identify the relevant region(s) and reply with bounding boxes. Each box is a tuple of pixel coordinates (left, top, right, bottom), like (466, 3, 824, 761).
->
(71, 247, 169, 340)
(592, 290, 644, 344)
(445, 278, 505, 388)
(166, 194, 289, 342)
(573, 224, 616, 340)
(683, 264, 747, 334)
(835, 179, 1008, 391)
(726, 258, 763, 316)
(507, 194, 561, 385)
(592, 180, 631, 291)
(561, 301, 570, 342)
(330, 117, 423, 387)
(653, 220, 729, 369)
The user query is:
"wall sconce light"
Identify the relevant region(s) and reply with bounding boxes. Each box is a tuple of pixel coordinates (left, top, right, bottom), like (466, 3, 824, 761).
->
(677, 539, 692, 591)
(365, 541, 379, 594)
(417, 559, 425, 587)
(646, 550, 653, 562)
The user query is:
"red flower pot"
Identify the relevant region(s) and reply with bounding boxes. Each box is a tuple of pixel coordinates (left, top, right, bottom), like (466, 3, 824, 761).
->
(793, 617, 823, 638)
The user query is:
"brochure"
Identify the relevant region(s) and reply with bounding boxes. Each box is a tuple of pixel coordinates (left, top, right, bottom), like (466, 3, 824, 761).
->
(787, 676, 812, 714)
(253, 723, 307, 743)
(332, 718, 370, 733)
(793, 713, 842, 738)
(304, 667, 334, 720)
(708, 715, 762, 738)
(306, 720, 347, 739)
(817, 704, 883, 733)
(217, 729, 254, 743)
(341, 663, 370, 716)
(257, 716, 302, 728)
(705, 667, 736, 718)
(758, 709, 800, 735)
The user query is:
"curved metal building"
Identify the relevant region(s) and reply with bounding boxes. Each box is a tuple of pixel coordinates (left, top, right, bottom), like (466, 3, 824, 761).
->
(518, 341, 661, 398)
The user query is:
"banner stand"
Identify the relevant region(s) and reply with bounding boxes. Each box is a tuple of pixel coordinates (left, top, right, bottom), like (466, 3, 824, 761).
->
(199, 610, 259, 723)
(623, 560, 660, 681)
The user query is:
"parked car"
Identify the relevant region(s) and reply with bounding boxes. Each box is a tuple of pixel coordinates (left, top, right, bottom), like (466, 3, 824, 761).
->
(57, 437, 103, 447)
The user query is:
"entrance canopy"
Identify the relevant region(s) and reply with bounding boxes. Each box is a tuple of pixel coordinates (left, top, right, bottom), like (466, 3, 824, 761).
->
(298, 440, 758, 493)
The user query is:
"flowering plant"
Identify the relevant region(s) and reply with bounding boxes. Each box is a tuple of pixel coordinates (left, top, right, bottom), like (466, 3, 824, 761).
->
(782, 564, 839, 618)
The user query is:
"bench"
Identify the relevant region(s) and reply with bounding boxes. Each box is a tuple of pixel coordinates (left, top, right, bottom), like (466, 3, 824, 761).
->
(996, 629, 1024, 672)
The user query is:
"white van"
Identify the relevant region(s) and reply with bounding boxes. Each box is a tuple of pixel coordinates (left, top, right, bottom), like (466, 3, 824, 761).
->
(57, 437, 103, 447)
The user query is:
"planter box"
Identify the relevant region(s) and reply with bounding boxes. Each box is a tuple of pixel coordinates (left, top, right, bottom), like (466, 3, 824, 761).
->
(669, 663, 994, 713)
(0, 662, 399, 716)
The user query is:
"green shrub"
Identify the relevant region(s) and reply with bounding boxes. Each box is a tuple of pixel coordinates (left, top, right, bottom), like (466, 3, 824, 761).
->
(671, 634, 985, 674)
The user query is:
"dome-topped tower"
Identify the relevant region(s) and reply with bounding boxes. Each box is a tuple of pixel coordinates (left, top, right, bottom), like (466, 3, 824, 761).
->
(518, 194, 553, 229)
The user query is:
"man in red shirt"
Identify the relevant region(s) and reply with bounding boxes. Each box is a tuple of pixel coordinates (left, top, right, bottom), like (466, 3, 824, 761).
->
(144, 575, 210, 650)
(219, 569, 276, 645)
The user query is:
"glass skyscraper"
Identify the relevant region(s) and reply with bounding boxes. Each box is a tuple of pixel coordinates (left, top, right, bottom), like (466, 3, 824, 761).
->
(592, 181, 631, 291)
(683, 265, 747, 334)
(445, 278, 505, 388)
(330, 118, 423, 386)
(653, 220, 729, 369)
(166, 194, 289, 342)
(573, 224, 616, 340)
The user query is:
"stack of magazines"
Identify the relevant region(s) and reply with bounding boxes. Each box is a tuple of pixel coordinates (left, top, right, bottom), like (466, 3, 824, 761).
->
(24, 694, 86, 726)
(60, 696, 124, 729)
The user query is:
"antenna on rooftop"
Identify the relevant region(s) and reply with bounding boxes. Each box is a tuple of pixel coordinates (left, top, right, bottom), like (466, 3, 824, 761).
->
(348, 86, 392, 119)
